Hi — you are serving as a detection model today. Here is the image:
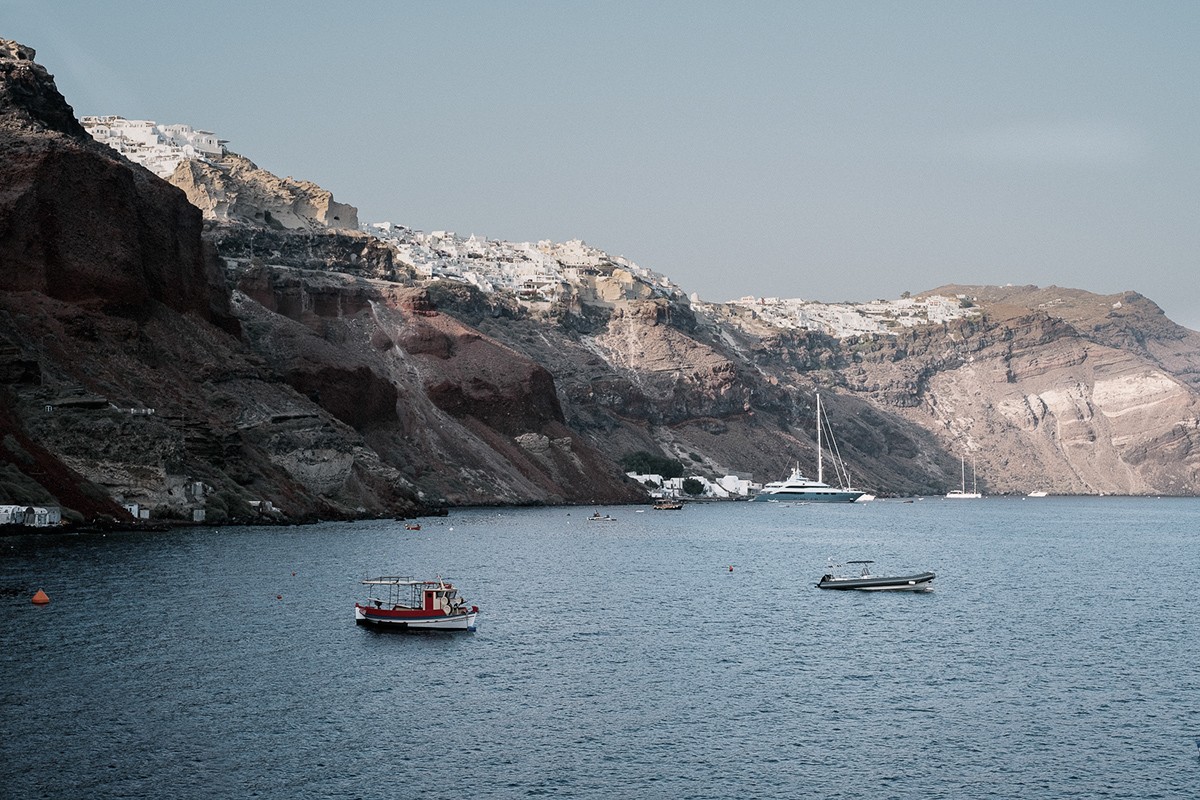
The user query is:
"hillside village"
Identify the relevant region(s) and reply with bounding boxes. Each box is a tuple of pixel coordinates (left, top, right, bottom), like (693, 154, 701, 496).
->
(81, 117, 982, 338)
(81, 115, 224, 178)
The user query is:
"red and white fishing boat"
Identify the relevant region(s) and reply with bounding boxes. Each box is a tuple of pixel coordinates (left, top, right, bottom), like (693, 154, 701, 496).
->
(354, 576, 479, 631)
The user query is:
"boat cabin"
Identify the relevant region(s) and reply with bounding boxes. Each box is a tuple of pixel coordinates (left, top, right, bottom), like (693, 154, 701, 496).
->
(363, 577, 464, 615)
(355, 575, 480, 631)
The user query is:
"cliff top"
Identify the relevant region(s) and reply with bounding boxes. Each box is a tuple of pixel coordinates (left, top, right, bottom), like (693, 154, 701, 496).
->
(0, 39, 87, 138)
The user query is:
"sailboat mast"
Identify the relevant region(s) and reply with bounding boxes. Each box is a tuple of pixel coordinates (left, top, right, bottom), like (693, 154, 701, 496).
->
(972, 456, 977, 494)
(816, 393, 823, 484)
(960, 455, 966, 493)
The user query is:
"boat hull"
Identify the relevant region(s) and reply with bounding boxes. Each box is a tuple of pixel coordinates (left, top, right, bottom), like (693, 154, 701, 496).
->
(816, 571, 936, 592)
(355, 604, 478, 631)
(753, 489, 865, 503)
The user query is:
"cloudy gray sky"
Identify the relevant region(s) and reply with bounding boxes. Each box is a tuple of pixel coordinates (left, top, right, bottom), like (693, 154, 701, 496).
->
(8, 1, 1199, 328)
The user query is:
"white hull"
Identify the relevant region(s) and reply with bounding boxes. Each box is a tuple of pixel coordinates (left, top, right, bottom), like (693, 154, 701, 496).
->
(944, 491, 982, 499)
(754, 488, 865, 503)
(853, 582, 934, 592)
(817, 569, 936, 592)
(355, 605, 478, 631)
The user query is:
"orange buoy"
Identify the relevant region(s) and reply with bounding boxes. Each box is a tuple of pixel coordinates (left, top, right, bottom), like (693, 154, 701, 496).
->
(276, 594, 283, 600)
(31, 588, 50, 605)
(728, 565, 734, 572)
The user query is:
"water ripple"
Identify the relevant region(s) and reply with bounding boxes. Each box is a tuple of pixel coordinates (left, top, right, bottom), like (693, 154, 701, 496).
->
(2, 498, 1199, 798)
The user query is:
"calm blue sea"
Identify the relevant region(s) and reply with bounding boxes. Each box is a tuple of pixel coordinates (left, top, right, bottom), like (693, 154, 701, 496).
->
(2, 497, 1199, 799)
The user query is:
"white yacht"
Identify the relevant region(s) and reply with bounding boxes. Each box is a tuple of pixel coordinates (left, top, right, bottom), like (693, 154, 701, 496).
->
(753, 394, 867, 504)
(945, 455, 982, 499)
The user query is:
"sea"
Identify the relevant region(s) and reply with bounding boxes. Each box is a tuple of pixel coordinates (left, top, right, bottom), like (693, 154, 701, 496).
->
(2, 497, 1198, 799)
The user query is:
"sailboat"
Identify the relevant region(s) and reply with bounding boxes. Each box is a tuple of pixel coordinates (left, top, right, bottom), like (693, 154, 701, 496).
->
(945, 454, 982, 499)
(753, 394, 867, 503)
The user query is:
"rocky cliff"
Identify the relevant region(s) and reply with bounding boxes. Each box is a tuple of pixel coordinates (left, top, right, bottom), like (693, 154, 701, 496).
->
(0, 41, 232, 327)
(171, 152, 359, 232)
(836, 286, 1200, 495)
(0, 40, 643, 525)
(400, 272, 1200, 498)
(5, 37, 1200, 529)
(157, 132, 1200, 500)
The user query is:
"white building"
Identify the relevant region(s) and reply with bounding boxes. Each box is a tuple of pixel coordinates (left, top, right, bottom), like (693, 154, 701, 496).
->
(723, 292, 979, 339)
(627, 472, 757, 499)
(363, 222, 680, 309)
(81, 116, 226, 178)
(0, 505, 61, 527)
(717, 475, 758, 497)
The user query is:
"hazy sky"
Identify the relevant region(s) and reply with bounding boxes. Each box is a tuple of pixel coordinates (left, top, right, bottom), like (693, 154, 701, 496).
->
(7, 1, 1199, 328)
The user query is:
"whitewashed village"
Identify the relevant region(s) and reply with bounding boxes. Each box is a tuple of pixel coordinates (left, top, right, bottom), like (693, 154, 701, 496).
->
(0, 117, 984, 526)
(78, 117, 983, 337)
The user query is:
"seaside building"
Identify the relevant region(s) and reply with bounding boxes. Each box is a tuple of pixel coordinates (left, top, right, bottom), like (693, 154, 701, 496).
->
(0, 505, 61, 527)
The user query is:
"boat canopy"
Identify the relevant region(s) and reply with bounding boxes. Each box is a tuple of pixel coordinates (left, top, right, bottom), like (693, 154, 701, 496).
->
(361, 576, 449, 586)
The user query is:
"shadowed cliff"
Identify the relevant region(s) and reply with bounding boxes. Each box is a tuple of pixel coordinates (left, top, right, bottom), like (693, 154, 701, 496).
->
(0, 39, 645, 524)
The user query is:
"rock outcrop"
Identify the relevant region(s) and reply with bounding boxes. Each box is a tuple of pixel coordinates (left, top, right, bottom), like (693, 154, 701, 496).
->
(171, 152, 359, 232)
(0, 41, 233, 328)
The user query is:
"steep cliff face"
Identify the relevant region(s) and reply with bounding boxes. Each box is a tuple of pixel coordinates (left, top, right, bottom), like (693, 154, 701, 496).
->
(230, 261, 647, 505)
(832, 290, 1200, 495)
(452, 278, 1200, 497)
(8, 37, 1200, 513)
(0, 40, 84, 137)
(0, 40, 651, 522)
(440, 287, 954, 496)
(3, 290, 424, 521)
(0, 41, 232, 327)
(204, 220, 409, 282)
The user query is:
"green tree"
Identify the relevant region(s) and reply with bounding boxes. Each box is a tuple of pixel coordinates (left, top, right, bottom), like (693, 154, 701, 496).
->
(619, 451, 684, 479)
(682, 477, 705, 496)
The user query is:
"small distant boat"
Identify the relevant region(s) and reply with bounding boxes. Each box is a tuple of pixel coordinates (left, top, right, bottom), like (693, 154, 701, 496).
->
(587, 512, 616, 522)
(1027, 490, 1048, 498)
(817, 560, 935, 592)
(652, 498, 683, 510)
(355, 576, 478, 631)
(404, 523, 421, 530)
(945, 454, 982, 499)
(753, 393, 868, 503)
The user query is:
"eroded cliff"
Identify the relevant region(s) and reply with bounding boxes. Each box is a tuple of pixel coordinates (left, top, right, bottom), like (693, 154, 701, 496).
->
(0, 40, 645, 524)
(6, 36, 1200, 526)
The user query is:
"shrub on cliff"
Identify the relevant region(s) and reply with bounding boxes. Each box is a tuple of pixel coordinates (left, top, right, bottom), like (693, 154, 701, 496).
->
(619, 451, 684, 479)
